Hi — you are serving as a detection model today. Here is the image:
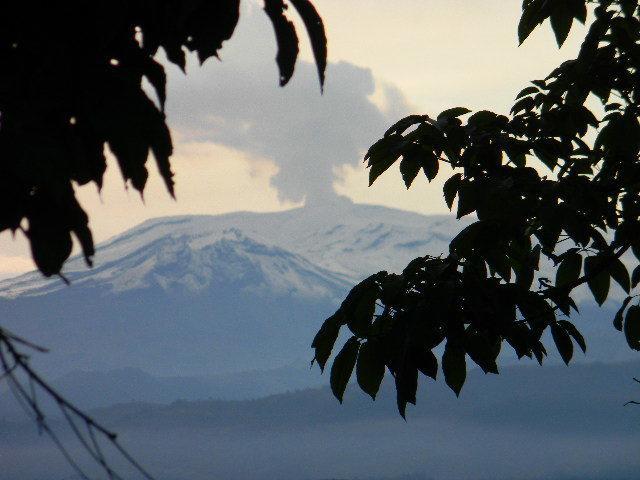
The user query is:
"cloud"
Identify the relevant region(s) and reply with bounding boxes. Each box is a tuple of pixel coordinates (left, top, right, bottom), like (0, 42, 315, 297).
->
(163, 8, 410, 204)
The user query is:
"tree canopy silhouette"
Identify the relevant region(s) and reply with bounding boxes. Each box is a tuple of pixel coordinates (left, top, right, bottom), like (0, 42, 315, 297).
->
(0, 0, 326, 277)
(0, 1, 326, 478)
(312, 0, 640, 417)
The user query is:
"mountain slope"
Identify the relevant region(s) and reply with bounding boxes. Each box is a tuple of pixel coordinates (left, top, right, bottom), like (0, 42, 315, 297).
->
(0, 200, 635, 382)
(0, 198, 459, 298)
(0, 233, 347, 377)
(0, 200, 460, 378)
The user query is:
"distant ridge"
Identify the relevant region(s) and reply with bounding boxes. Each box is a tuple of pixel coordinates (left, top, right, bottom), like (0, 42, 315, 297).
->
(3, 360, 639, 480)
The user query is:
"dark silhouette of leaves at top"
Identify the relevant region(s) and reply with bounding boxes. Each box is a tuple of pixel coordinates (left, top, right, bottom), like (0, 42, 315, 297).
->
(0, 0, 327, 278)
(1, 1, 327, 477)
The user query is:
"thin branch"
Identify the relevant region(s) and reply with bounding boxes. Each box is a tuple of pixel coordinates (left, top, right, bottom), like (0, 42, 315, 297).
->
(0, 326, 49, 353)
(0, 357, 91, 480)
(542, 243, 631, 300)
(61, 406, 111, 479)
(625, 377, 640, 406)
(1, 334, 117, 440)
(0, 329, 155, 480)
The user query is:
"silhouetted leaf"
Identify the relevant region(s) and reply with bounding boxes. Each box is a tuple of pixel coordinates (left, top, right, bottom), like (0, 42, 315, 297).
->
(511, 96, 536, 115)
(505, 322, 534, 359)
(551, 322, 574, 365)
(366, 135, 402, 186)
(28, 191, 93, 276)
(465, 330, 499, 374)
(519, 292, 556, 326)
(516, 86, 538, 99)
(547, 288, 575, 317)
(385, 115, 428, 137)
(312, 314, 342, 371)
(531, 340, 548, 365)
(413, 347, 438, 380)
(556, 252, 582, 287)
(585, 256, 611, 306)
(624, 305, 640, 351)
(609, 258, 631, 293)
(288, 0, 327, 89)
(633, 265, 640, 289)
(456, 182, 477, 219)
(571, 0, 588, 23)
(395, 364, 418, 419)
(443, 173, 462, 210)
(442, 342, 466, 396)
(164, 42, 187, 71)
(515, 263, 535, 291)
(264, 0, 299, 86)
(356, 341, 385, 400)
(400, 154, 421, 188)
(449, 221, 486, 258)
(183, 0, 241, 64)
(550, 3, 574, 47)
(369, 156, 398, 186)
(535, 221, 562, 251)
(330, 337, 360, 403)
(143, 58, 167, 111)
(422, 152, 439, 182)
(614, 296, 634, 331)
(437, 107, 470, 123)
(518, 0, 545, 44)
(347, 287, 377, 336)
(558, 320, 586, 354)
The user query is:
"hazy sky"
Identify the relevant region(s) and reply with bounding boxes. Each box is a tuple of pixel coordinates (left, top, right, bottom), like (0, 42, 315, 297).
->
(0, 0, 587, 277)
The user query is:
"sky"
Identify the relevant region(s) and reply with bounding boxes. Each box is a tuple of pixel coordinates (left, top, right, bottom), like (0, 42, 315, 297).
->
(0, 0, 588, 278)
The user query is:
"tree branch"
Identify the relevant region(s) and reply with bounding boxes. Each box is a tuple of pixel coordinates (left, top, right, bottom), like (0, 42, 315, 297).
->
(0, 328, 155, 480)
(542, 243, 631, 300)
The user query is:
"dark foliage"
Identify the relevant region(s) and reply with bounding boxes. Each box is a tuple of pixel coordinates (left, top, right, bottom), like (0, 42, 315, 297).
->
(313, 0, 640, 417)
(0, 0, 326, 277)
(0, 1, 326, 477)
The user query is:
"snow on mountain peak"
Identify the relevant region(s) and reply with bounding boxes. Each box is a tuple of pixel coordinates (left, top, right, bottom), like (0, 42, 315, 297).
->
(0, 201, 463, 299)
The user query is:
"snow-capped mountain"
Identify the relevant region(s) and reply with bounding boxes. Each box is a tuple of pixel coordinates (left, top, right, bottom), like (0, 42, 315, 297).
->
(1, 228, 353, 300)
(0, 199, 634, 388)
(0, 199, 462, 379)
(0, 197, 460, 299)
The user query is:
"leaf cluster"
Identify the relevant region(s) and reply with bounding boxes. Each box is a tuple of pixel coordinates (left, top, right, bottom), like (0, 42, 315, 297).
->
(314, 0, 640, 417)
(0, 0, 326, 276)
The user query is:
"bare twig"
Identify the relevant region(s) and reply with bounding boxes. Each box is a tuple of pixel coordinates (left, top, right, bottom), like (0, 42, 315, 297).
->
(625, 377, 640, 407)
(0, 328, 155, 480)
